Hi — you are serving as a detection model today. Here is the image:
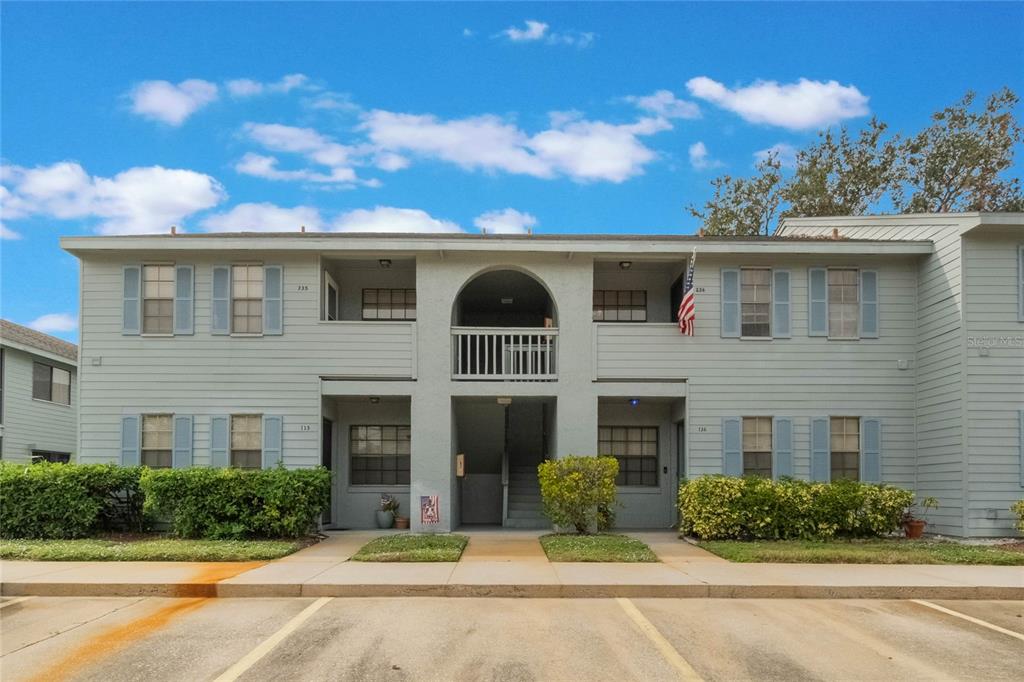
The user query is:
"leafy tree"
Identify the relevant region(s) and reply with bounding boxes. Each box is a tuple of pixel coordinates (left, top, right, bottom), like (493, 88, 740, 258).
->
(898, 88, 1023, 213)
(686, 153, 782, 236)
(781, 119, 901, 218)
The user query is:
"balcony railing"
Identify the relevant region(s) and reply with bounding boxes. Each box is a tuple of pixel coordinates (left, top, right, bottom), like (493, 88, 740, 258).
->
(452, 326, 558, 381)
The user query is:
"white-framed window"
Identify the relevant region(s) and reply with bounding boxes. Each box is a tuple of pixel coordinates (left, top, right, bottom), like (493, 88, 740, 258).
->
(141, 414, 173, 468)
(232, 265, 264, 334)
(231, 414, 262, 469)
(828, 269, 859, 339)
(593, 290, 647, 322)
(598, 426, 658, 486)
(742, 417, 772, 477)
(362, 289, 416, 321)
(142, 264, 174, 334)
(32, 362, 71, 406)
(830, 416, 860, 480)
(740, 269, 771, 337)
(350, 425, 411, 485)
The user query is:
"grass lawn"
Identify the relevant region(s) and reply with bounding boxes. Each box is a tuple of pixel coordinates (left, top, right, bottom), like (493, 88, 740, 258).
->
(350, 534, 469, 562)
(540, 534, 658, 562)
(0, 536, 306, 562)
(698, 539, 1024, 565)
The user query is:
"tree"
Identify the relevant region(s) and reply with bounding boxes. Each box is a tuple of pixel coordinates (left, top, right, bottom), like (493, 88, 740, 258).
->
(686, 153, 782, 236)
(898, 88, 1023, 213)
(781, 118, 901, 218)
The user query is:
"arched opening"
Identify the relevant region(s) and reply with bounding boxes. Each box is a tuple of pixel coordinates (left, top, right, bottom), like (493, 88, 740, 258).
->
(452, 269, 556, 328)
(451, 268, 558, 381)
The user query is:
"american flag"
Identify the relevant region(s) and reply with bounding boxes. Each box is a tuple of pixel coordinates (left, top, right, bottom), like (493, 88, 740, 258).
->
(677, 248, 697, 336)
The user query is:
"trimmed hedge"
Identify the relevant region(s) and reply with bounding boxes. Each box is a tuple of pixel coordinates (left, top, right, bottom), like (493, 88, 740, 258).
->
(678, 475, 914, 541)
(0, 462, 144, 539)
(141, 466, 330, 539)
(538, 456, 618, 534)
(1012, 500, 1024, 533)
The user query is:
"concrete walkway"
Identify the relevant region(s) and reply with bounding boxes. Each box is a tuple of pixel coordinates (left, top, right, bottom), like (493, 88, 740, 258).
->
(2, 530, 1022, 600)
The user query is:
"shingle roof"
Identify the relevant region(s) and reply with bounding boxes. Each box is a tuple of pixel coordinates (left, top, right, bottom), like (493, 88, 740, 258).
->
(0, 319, 77, 361)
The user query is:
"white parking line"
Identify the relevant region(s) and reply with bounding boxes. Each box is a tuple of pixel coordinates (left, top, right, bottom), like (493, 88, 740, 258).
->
(212, 597, 333, 682)
(616, 598, 704, 681)
(0, 596, 35, 610)
(910, 600, 1024, 643)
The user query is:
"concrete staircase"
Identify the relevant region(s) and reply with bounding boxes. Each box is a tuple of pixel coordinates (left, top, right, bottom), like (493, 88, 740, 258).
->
(504, 465, 549, 529)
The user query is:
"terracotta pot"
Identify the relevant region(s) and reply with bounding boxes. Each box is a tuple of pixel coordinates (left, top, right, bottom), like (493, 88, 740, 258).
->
(904, 519, 926, 539)
(394, 516, 410, 529)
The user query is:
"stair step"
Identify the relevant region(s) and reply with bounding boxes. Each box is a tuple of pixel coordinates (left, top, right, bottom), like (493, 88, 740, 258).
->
(507, 509, 546, 520)
(503, 517, 550, 529)
(508, 494, 541, 502)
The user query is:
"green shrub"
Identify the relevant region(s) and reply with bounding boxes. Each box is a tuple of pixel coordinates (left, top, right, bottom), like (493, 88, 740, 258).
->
(141, 466, 330, 539)
(537, 456, 618, 535)
(0, 462, 144, 539)
(1012, 500, 1024, 533)
(677, 476, 913, 541)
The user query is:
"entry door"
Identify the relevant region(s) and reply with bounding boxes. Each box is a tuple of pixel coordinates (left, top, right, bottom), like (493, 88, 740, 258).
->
(322, 418, 333, 525)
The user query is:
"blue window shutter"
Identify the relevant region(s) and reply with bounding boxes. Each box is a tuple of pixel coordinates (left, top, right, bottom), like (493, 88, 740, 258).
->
(810, 417, 830, 481)
(121, 415, 140, 466)
(720, 269, 740, 338)
(172, 415, 193, 469)
(773, 417, 793, 479)
(173, 265, 194, 335)
(861, 418, 882, 482)
(264, 265, 283, 335)
(211, 266, 230, 335)
(772, 270, 791, 339)
(808, 268, 828, 337)
(722, 417, 742, 476)
(262, 415, 283, 468)
(860, 270, 879, 338)
(122, 266, 141, 335)
(210, 416, 229, 467)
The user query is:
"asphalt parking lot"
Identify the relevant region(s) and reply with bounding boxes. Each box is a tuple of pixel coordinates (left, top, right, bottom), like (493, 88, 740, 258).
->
(1, 596, 1021, 681)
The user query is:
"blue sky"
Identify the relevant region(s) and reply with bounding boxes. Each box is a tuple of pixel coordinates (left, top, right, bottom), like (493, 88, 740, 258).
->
(2, 2, 1022, 341)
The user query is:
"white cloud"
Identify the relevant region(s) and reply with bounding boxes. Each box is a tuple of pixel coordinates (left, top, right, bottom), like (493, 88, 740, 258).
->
(0, 223, 21, 240)
(688, 141, 721, 170)
(462, 28, 475, 38)
(362, 110, 668, 183)
(502, 20, 549, 41)
(754, 142, 799, 168)
(497, 20, 594, 47)
(474, 208, 537, 235)
(331, 206, 462, 233)
(226, 73, 310, 97)
(0, 161, 225, 234)
(686, 76, 869, 130)
(239, 123, 360, 184)
(26, 313, 78, 334)
(129, 79, 218, 125)
(201, 202, 323, 232)
(625, 90, 700, 119)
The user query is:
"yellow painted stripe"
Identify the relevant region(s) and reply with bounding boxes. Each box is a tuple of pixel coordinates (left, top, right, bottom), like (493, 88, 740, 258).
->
(911, 600, 1024, 643)
(616, 598, 703, 681)
(212, 597, 333, 682)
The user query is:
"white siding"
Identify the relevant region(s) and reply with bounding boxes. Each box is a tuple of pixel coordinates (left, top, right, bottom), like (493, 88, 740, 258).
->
(0, 347, 77, 461)
(964, 233, 1024, 536)
(77, 253, 415, 467)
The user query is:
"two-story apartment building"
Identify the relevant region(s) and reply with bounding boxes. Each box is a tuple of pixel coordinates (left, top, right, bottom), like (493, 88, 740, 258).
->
(60, 212, 1024, 536)
(0, 319, 78, 462)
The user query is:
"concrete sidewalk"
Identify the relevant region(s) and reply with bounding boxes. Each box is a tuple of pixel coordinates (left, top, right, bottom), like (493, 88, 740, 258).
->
(2, 530, 1022, 600)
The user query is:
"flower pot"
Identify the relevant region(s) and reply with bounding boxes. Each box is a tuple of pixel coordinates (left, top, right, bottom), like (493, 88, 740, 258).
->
(394, 515, 410, 529)
(375, 510, 395, 529)
(904, 519, 926, 539)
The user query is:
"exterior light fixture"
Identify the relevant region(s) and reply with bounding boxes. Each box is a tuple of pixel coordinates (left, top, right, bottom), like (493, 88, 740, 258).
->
(497, 397, 512, 405)
(501, 297, 514, 305)
(379, 259, 392, 268)
(369, 396, 381, 404)
(619, 261, 632, 270)
(629, 398, 640, 407)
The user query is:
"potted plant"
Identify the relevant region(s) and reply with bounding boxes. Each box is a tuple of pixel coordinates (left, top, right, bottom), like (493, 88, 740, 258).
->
(376, 494, 399, 529)
(902, 496, 939, 539)
(394, 512, 410, 529)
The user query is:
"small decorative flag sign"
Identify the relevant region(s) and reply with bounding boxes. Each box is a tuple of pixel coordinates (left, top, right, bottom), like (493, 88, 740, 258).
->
(420, 495, 440, 525)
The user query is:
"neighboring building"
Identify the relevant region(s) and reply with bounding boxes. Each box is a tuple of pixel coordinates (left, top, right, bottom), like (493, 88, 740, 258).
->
(60, 212, 1024, 536)
(0, 319, 78, 463)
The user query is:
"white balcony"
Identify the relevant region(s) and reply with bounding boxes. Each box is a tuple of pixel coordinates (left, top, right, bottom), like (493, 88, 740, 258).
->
(452, 327, 558, 381)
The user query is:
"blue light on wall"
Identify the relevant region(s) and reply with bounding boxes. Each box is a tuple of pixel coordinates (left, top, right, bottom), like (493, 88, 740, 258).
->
(629, 398, 640, 407)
